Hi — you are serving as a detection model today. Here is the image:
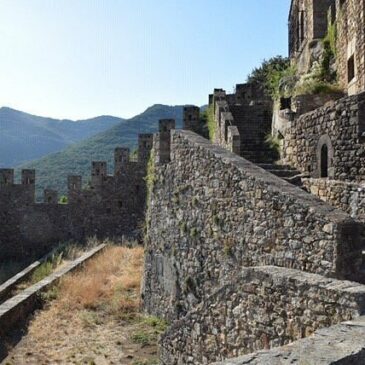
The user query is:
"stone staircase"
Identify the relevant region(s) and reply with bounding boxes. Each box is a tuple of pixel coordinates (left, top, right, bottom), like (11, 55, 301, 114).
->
(257, 163, 304, 187)
(229, 105, 275, 163)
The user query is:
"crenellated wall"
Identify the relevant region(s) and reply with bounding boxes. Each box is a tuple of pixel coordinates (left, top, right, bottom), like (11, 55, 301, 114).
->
(0, 133, 153, 261)
(142, 129, 365, 323)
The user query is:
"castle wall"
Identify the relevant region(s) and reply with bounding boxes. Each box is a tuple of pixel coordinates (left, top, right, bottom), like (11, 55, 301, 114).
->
(142, 130, 364, 321)
(160, 266, 365, 365)
(0, 136, 152, 261)
(283, 92, 365, 180)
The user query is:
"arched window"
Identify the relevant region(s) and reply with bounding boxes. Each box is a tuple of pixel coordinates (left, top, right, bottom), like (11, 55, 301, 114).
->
(320, 144, 328, 178)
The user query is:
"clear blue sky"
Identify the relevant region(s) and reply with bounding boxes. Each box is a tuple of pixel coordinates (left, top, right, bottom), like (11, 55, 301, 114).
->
(0, 0, 291, 120)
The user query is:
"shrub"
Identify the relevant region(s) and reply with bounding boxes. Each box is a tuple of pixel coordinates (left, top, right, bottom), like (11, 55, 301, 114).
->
(200, 104, 216, 141)
(58, 195, 68, 204)
(265, 134, 281, 159)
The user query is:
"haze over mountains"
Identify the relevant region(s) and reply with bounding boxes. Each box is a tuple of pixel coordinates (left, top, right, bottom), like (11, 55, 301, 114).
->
(0, 107, 123, 167)
(17, 104, 184, 198)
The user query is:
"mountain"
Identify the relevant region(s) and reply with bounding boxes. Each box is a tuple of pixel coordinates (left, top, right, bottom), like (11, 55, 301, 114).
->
(0, 107, 123, 167)
(19, 104, 184, 198)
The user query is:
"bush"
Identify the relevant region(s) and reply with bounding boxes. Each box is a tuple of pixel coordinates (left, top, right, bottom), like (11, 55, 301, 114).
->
(294, 79, 343, 96)
(58, 195, 68, 204)
(265, 134, 281, 159)
(200, 104, 216, 141)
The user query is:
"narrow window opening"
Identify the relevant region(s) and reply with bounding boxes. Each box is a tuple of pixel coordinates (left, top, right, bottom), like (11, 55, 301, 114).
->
(299, 11, 305, 44)
(348, 55, 355, 83)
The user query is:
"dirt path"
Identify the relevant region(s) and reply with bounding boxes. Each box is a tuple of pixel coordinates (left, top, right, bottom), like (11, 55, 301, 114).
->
(2, 245, 162, 365)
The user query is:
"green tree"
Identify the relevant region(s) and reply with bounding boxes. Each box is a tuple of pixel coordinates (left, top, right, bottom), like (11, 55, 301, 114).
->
(246, 56, 290, 92)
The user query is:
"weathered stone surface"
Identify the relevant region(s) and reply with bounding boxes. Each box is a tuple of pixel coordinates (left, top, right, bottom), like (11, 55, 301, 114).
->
(303, 178, 365, 221)
(335, 0, 365, 95)
(142, 130, 364, 323)
(212, 316, 365, 365)
(159, 266, 365, 365)
(283, 92, 365, 181)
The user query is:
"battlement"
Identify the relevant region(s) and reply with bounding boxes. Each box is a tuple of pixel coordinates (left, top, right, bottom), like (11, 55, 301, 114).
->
(21, 169, 35, 185)
(154, 119, 176, 165)
(138, 134, 153, 163)
(68, 175, 82, 192)
(91, 161, 107, 188)
(183, 106, 200, 131)
(114, 147, 130, 175)
(0, 169, 37, 187)
(0, 169, 14, 186)
(44, 189, 58, 204)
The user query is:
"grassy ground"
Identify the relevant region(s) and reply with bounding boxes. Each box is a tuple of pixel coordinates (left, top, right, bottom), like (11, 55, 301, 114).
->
(2, 245, 166, 365)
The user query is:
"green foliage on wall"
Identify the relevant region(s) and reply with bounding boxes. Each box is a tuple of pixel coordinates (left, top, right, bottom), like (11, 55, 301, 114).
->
(200, 105, 216, 142)
(320, 22, 337, 83)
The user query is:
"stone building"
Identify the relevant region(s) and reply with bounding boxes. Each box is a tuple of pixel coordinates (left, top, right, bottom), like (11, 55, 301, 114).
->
(289, 0, 333, 75)
(335, 0, 365, 95)
(283, 1, 365, 220)
(289, 0, 365, 95)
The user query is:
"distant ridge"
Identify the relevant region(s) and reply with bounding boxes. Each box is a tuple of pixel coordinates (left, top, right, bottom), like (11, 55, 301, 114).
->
(0, 107, 123, 167)
(19, 104, 185, 197)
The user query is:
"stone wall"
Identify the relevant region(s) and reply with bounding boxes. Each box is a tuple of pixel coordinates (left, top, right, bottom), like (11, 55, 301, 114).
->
(0, 135, 152, 261)
(283, 92, 365, 180)
(303, 178, 365, 220)
(142, 130, 364, 322)
(212, 316, 365, 365)
(335, 0, 365, 95)
(160, 266, 365, 365)
(289, 0, 332, 76)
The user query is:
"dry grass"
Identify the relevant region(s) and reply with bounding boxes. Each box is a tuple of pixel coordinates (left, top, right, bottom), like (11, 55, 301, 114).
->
(3, 244, 161, 365)
(58, 245, 144, 314)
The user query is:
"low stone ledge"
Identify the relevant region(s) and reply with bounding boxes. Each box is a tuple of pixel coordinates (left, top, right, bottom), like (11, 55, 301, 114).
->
(0, 244, 106, 338)
(0, 260, 42, 304)
(303, 178, 365, 221)
(160, 266, 365, 365)
(0, 248, 68, 304)
(211, 316, 365, 365)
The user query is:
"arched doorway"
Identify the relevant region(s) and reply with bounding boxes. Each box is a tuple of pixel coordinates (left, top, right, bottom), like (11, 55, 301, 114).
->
(320, 144, 328, 178)
(316, 135, 334, 178)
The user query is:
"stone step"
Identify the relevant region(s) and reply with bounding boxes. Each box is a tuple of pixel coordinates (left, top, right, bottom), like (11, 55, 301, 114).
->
(257, 163, 298, 171)
(256, 163, 304, 187)
(266, 169, 300, 178)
